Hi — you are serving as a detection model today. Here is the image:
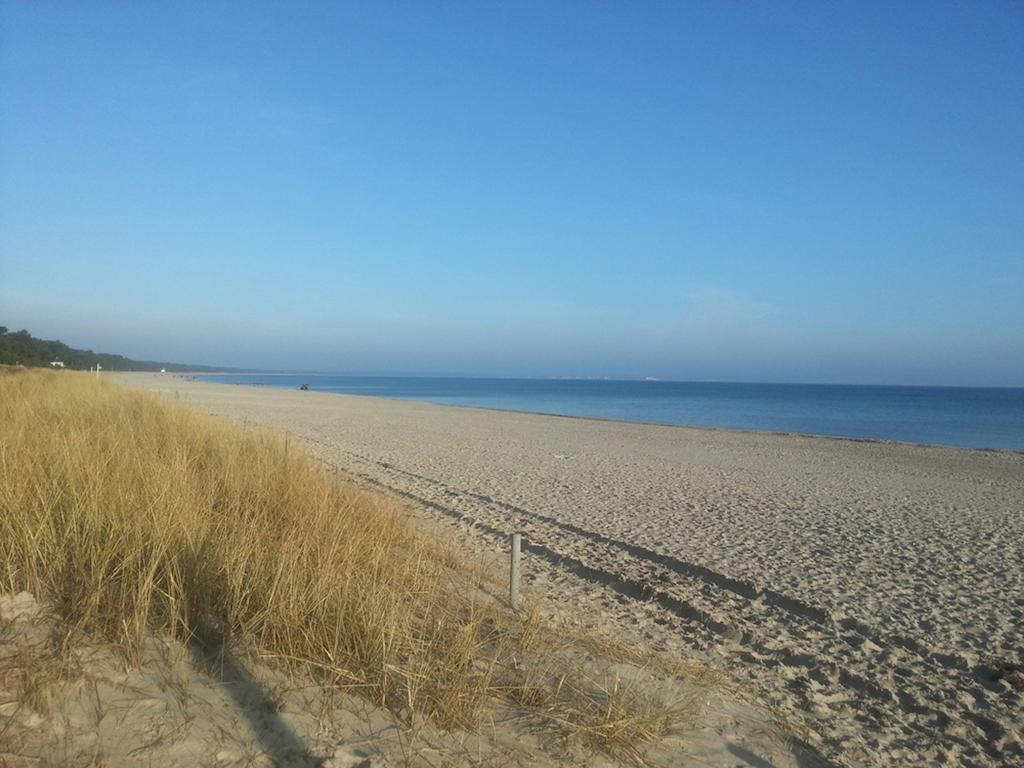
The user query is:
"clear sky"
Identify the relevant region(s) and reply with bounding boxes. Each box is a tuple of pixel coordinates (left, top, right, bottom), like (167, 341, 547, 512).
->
(2, 2, 1022, 384)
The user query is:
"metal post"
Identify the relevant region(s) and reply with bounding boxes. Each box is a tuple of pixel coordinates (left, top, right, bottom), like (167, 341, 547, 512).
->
(509, 532, 522, 609)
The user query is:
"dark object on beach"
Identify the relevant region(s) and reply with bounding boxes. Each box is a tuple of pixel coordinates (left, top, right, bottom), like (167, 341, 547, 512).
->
(299, 383, 309, 391)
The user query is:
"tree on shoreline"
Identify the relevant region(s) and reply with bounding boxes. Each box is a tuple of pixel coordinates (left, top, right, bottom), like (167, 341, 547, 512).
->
(0, 326, 223, 372)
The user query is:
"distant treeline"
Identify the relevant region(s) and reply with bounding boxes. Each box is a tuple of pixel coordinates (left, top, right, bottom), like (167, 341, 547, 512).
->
(0, 326, 227, 372)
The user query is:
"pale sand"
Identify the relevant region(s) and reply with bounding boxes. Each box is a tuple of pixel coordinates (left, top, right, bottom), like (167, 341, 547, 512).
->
(115, 374, 1024, 766)
(0, 592, 804, 768)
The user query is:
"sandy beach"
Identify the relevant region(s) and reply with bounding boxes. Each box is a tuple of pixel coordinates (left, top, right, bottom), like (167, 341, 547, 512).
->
(116, 374, 1024, 766)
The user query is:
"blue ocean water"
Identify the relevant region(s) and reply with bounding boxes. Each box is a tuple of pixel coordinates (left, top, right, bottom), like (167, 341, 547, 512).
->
(197, 375, 1024, 451)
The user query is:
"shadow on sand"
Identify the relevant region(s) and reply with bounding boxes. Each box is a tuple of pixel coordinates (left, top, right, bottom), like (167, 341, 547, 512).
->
(189, 635, 324, 767)
(727, 741, 836, 768)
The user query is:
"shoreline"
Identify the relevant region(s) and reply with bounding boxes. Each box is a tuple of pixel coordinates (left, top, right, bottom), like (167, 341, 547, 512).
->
(174, 369, 1024, 390)
(174, 372, 1024, 456)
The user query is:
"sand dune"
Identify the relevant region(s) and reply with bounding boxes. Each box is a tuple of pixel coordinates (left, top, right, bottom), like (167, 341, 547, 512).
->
(118, 374, 1024, 766)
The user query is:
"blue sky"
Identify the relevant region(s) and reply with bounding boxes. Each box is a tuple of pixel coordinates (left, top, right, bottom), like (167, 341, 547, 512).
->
(1, 2, 1022, 384)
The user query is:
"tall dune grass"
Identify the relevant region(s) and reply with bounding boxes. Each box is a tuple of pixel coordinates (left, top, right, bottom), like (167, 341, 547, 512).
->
(0, 368, 507, 726)
(0, 368, 698, 760)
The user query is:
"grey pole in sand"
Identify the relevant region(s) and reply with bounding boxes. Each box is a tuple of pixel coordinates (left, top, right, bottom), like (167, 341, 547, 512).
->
(509, 533, 522, 609)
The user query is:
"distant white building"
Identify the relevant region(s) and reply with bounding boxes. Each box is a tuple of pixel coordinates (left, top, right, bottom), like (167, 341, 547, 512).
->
(50, 361, 65, 368)
(160, 368, 167, 373)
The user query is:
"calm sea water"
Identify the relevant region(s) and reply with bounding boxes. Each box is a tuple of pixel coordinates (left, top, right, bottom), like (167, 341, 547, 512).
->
(197, 375, 1024, 451)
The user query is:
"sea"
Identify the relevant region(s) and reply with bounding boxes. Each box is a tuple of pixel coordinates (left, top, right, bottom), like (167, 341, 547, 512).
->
(196, 374, 1024, 451)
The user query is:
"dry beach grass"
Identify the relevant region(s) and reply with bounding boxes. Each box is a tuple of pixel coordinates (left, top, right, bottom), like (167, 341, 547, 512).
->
(3, 368, 803, 766)
(0, 367, 505, 729)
